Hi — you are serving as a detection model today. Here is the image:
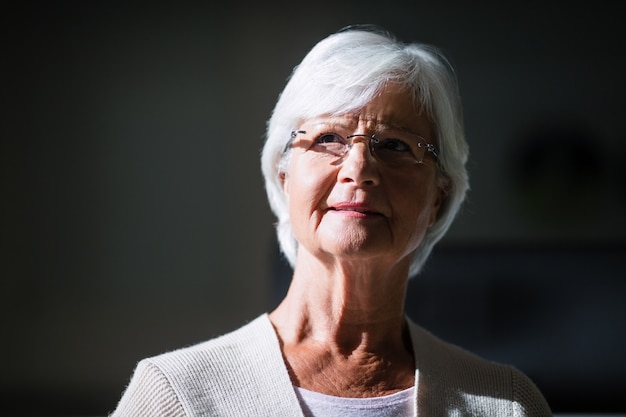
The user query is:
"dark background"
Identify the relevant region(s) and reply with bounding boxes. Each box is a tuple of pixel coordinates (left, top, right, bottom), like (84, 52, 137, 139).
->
(3, 1, 625, 416)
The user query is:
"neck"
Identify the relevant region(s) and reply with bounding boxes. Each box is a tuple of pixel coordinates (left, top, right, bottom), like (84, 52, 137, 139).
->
(269, 251, 411, 353)
(268, 253, 415, 397)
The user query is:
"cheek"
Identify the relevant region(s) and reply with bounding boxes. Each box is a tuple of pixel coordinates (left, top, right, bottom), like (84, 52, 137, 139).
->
(396, 194, 439, 254)
(284, 165, 335, 218)
(393, 179, 440, 229)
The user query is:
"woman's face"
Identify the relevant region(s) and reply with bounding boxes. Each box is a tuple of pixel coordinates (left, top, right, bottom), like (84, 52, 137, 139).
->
(282, 84, 444, 269)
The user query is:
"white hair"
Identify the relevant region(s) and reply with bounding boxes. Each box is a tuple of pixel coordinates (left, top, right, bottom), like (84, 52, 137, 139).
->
(261, 26, 469, 277)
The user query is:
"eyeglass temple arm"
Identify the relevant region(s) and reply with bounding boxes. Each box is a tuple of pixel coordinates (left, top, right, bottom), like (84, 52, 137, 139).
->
(283, 130, 307, 153)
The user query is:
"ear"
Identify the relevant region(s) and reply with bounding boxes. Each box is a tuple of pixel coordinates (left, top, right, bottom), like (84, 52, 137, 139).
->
(428, 178, 449, 227)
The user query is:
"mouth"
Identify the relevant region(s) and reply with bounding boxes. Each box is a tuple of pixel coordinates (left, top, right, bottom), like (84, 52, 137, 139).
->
(328, 203, 382, 217)
(330, 207, 378, 214)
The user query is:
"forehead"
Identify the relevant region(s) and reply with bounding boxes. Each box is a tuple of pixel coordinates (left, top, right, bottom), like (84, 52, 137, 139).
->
(303, 84, 433, 137)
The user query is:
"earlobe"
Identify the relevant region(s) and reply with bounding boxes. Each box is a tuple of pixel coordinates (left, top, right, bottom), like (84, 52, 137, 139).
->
(280, 171, 288, 194)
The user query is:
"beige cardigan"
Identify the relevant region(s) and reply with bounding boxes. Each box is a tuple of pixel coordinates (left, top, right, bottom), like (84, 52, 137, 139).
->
(110, 314, 552, 416)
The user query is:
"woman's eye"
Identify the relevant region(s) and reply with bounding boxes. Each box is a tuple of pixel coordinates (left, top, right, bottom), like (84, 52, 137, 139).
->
(311, 133, 346, 155)
(380, 138, 411, 152)
(316, 133, 344, 144)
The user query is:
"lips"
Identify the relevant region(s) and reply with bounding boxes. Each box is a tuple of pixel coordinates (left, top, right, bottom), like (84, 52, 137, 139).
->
(328, 202, 382, 216)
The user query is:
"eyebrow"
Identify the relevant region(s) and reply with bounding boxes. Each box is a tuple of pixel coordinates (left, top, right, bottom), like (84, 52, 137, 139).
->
(306, 121, 353, 131)
(306, 120, 423, 138)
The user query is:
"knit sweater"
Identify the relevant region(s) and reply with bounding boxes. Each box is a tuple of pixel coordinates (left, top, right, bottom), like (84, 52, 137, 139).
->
(110, 314, 552, 416)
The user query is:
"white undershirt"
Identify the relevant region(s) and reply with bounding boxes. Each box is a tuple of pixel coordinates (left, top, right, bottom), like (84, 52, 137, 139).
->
(295, 386, 415, 417)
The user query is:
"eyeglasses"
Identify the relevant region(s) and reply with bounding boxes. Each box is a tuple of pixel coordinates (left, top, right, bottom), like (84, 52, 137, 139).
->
(286, 130, 439, 167)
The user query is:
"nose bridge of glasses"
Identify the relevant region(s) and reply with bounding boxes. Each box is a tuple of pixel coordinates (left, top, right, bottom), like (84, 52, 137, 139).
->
(345, 134, 378, 155)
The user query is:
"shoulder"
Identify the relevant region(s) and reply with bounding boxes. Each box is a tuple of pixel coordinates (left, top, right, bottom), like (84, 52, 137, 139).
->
(407, 318, 552, 416)
(111, 314, 295, 417)
(109, 358, 186, 417)
(147, 313, 273, 376)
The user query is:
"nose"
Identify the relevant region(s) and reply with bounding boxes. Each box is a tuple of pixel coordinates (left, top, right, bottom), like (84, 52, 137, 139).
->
(337, 138, 381, 186)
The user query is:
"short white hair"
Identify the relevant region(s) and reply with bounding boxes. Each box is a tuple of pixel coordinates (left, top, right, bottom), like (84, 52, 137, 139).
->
(261, 26, 469, 277)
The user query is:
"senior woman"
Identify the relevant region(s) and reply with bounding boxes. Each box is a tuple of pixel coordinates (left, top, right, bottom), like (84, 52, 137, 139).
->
(110, 26, 552, 416)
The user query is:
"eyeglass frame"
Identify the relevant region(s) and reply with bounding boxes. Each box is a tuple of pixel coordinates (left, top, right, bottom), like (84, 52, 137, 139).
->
(284, 129, 439, 165)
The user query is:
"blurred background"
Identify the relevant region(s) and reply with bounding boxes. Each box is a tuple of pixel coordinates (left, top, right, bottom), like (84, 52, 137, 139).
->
(2, 1, 625, 416)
